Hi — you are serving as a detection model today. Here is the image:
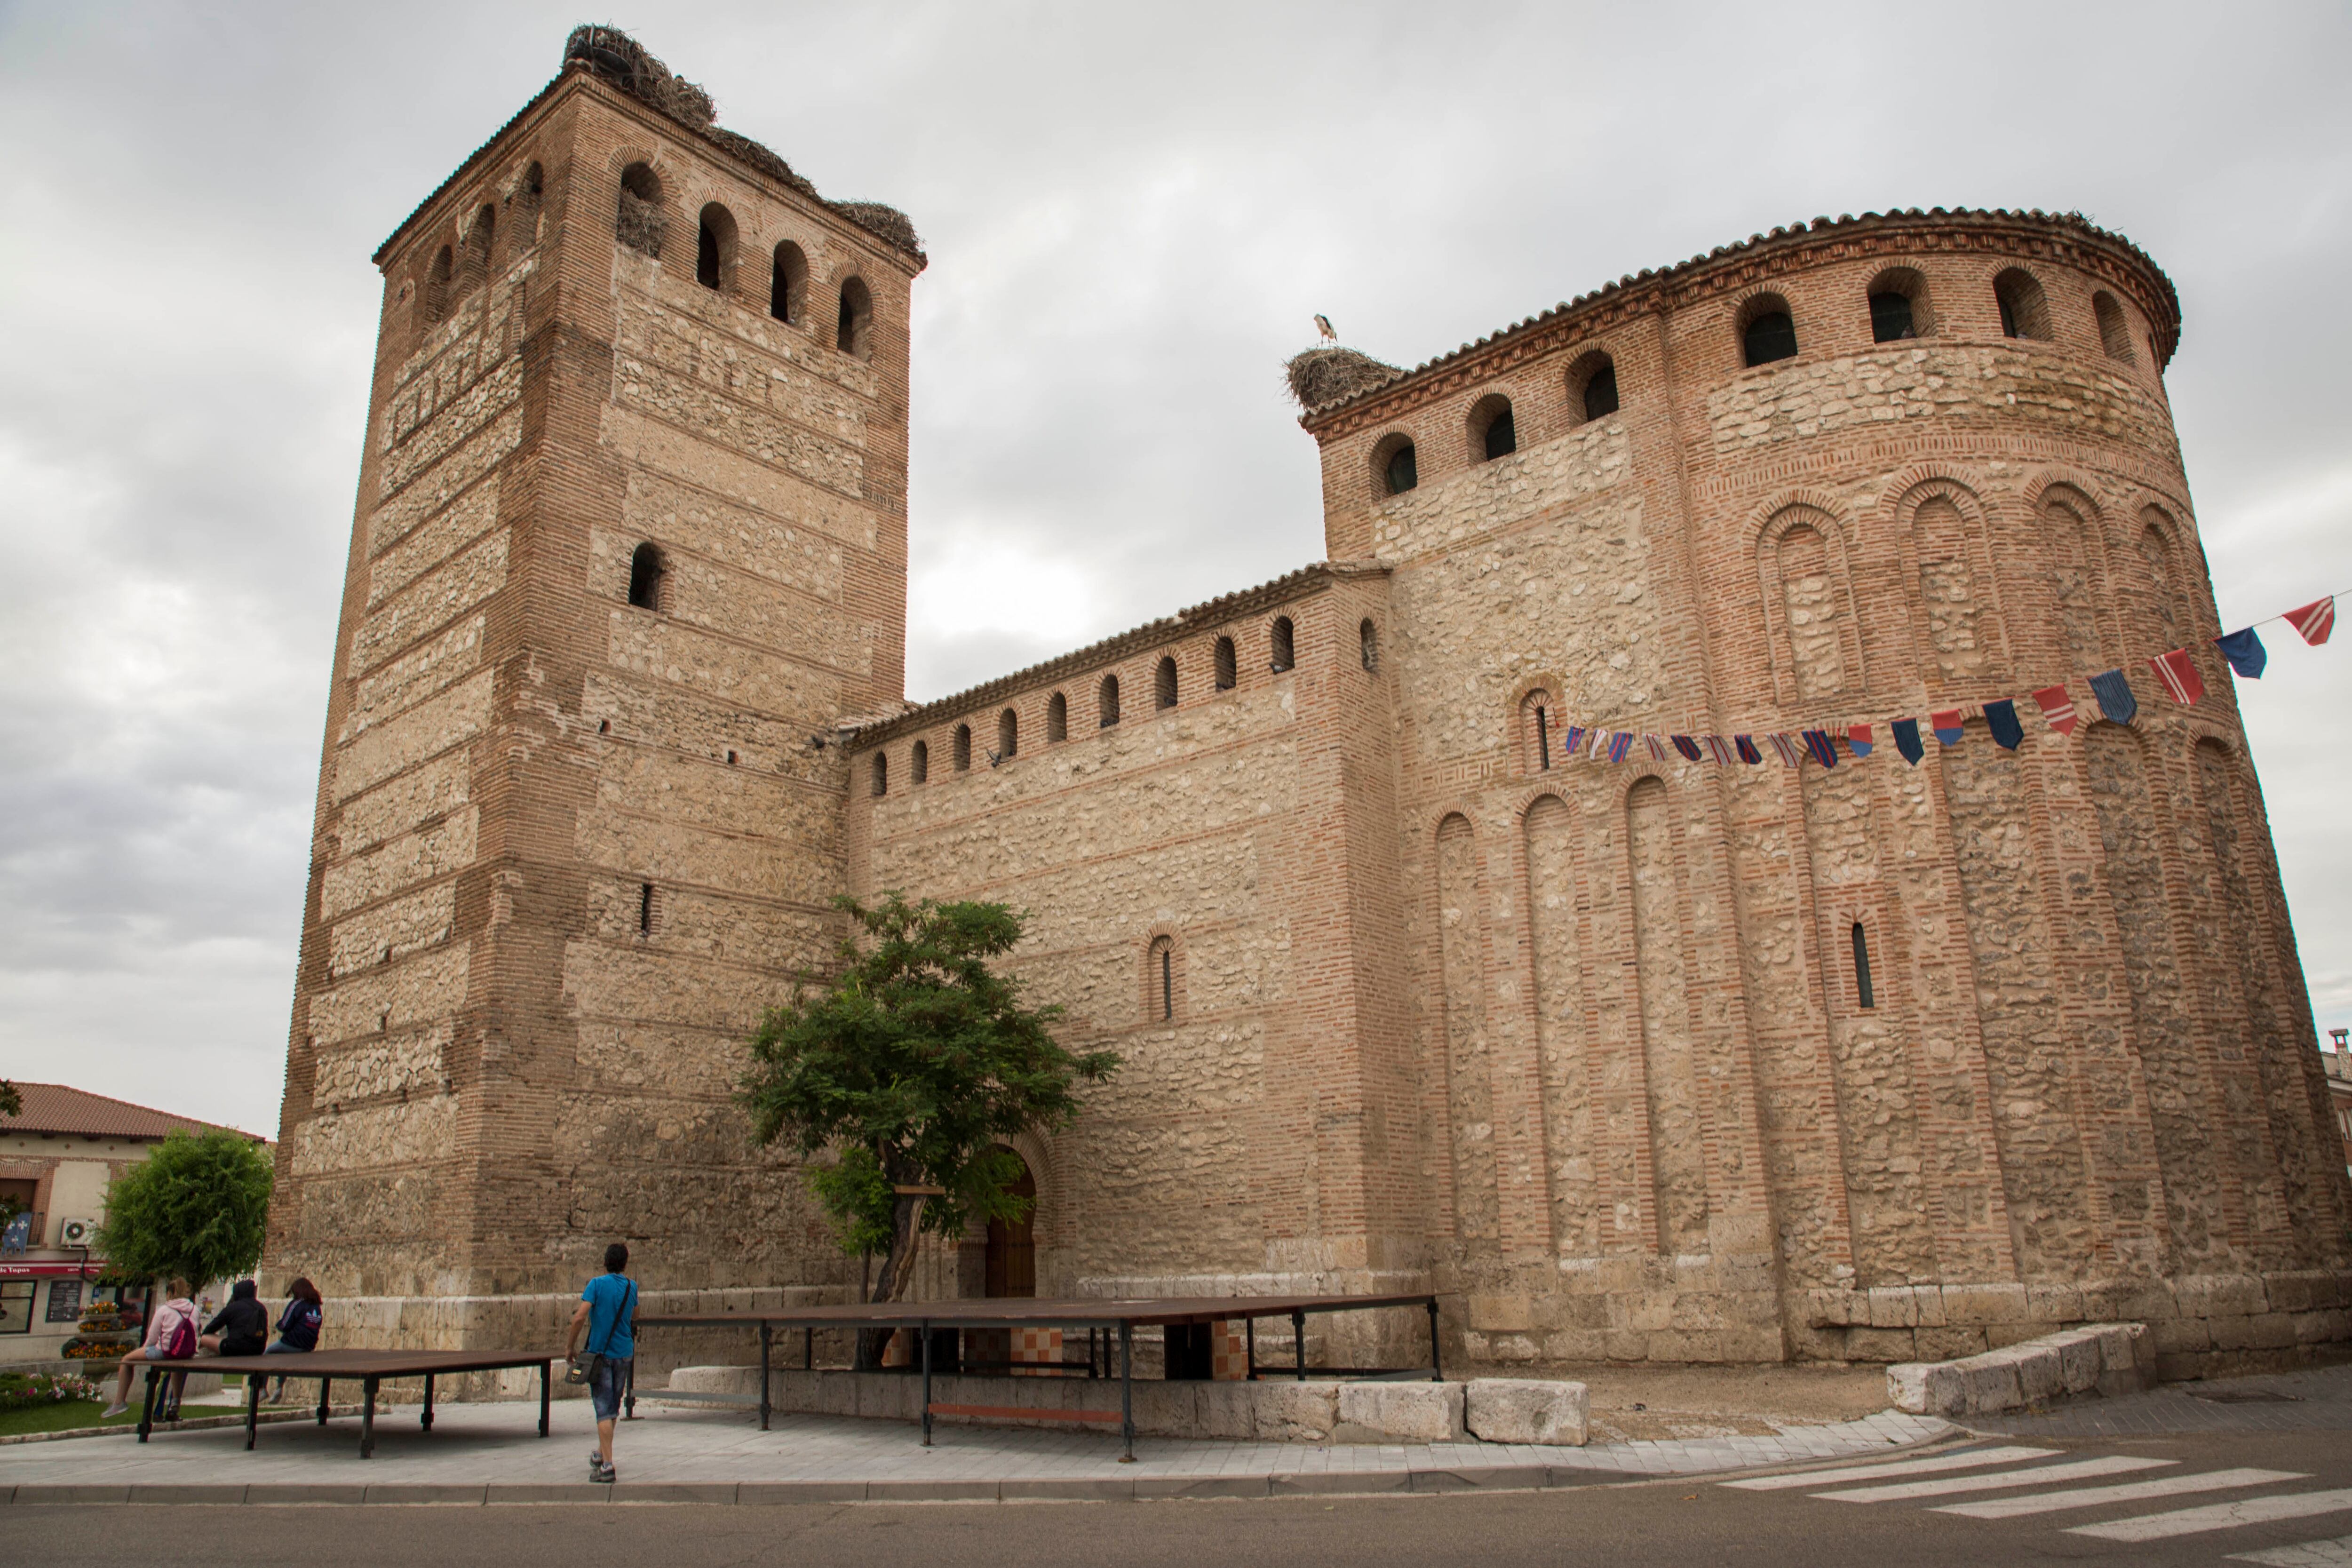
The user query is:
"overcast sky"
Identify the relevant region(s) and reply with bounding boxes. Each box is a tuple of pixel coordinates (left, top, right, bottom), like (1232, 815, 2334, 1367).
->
(3, 1, 2349, 1137)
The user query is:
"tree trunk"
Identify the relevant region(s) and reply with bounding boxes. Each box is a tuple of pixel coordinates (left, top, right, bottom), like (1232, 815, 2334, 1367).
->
(855, 1192, 928, 1369)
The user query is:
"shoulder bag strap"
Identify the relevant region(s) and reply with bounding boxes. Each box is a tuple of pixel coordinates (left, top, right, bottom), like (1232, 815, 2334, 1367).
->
(589, 1279, 636, 1358)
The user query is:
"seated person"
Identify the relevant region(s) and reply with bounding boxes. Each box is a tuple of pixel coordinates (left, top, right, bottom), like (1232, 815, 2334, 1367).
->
(264, 1277, 324, 1404)
(99, 1278, 198, 1419)
(201, 1279, 269, 1357)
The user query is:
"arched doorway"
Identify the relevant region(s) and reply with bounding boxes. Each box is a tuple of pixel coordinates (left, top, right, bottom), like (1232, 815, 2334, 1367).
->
(984, 1156, 1036, 1298)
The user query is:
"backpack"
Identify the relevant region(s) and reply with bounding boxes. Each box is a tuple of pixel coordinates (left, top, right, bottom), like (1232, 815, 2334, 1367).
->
(158, 1302, 196, 1360)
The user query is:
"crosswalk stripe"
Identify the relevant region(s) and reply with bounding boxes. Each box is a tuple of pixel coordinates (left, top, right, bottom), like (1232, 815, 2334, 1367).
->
(1934, 1468, 2307, 1520)
(1814, 1454, 2173, 1503)
(1722, 1445, 2062, 1491)
(2230, 1532, 2352, 1566)
(2070, 1488, 2352, 1543)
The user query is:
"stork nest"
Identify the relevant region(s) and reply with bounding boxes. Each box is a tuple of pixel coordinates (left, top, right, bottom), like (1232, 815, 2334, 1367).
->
(564, 25, 715, 127)
(564, 26, 924, 259)
(1285, 346, 1401, 411)
(827, 201, 922, 255)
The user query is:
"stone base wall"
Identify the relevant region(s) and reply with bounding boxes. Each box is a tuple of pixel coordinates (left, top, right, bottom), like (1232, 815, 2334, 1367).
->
(1451, 1255, 1786, 1365)
(1797, 1270, 2352, 1377)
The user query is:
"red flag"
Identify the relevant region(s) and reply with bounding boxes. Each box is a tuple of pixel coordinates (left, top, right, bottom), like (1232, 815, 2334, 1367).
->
(2149, 648, 2204, 705)
(2288, 597, 2336, 645)
(2033, 685, 2077, 736)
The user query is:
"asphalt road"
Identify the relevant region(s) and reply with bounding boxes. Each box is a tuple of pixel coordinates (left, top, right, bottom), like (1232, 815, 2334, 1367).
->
(12, 1427, 2352, 1567)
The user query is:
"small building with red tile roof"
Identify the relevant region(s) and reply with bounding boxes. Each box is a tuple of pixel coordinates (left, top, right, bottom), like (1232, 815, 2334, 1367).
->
(1, 1084, 268, 1360)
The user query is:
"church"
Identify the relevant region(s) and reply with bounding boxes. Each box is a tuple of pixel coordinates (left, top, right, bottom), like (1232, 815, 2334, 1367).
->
(268, 26, 2352, 1377)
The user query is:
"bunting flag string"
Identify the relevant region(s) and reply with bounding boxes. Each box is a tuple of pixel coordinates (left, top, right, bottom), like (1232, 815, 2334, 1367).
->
(1539, 589, 2338, 770)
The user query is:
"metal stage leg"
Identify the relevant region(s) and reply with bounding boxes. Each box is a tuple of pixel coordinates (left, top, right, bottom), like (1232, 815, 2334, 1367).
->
(1427, 1296, 1443, 1382)
(317, 1377, 331, 1426)
(761, 1322, 773, 1433)
(1246, 1317, 1257, 1381)
(137, 1366, 158, 1442)
(422, 1374, 436, 1431)
(246, 1369, 262, 1450)
(539, 1361, 551, 1436)
(1118, 1323, 1134, 1463)
(920, 1319, 933, 1447)
(361, 1377, 379, 1458)
(624, 1355, 636, 1420)
(803, 1326, 813, 1370)
(1292, 1308, 1306, 1381)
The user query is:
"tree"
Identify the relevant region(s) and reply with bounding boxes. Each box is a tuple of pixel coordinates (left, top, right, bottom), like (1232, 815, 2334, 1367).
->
(0, 1081, 19, 1118)
(93, 1130, 273, 1290)
(741, 894, 1117, 1364)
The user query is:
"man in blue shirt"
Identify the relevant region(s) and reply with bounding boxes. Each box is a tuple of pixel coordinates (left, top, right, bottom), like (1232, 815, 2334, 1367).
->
(565, 1242, 636, 1483)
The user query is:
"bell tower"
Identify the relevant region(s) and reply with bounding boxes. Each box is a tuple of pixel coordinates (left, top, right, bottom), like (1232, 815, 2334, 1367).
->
(269, 28, 922, 1334)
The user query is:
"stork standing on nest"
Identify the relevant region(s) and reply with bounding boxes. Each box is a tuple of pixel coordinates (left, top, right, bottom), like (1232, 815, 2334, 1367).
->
(1314, 314, 1337, 343)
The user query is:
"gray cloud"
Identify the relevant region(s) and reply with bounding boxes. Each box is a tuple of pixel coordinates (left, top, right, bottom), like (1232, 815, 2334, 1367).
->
(5, 0, 2349, 1135)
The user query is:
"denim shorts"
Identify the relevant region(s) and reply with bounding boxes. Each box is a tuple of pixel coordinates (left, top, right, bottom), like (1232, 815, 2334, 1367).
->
(588, 1356, 631, 1421)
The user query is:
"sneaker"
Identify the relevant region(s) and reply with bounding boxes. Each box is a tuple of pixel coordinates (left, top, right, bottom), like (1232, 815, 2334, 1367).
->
(100, 1402, 128, 1419)
(589, 1460, 617, 1484)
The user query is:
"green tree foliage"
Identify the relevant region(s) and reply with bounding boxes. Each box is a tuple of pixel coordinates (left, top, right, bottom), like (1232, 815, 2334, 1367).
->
(741, 894, 1117, 1343)
(0, 1082, 20, 1119)
(93, 1131, 273, 1289)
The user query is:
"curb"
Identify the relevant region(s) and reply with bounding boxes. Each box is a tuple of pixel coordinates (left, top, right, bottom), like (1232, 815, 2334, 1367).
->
(0, 1407, 366, 1447)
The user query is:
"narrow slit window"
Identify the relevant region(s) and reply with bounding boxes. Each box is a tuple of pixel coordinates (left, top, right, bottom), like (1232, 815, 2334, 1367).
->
(771, 241, 806, 324)
(954, 724, 972, 771)
(638, 882, 655, 936)
(1270, 617, 1295, 673)
(870, 753, 887, 796)
(1099, 674, 1120, 727)
(1851, 922, 1875, 1010)
(628, 543, 664, 611)
(1046, 692, 1067, 742)
(1149, 936, 1174, 1022)
(1535, 706, 1551, 769)
(1155, 656, 1177, 710)
(998, 707, 1018, 759)
(912, 739, 929, 783)
(1359, 619, 1379, 672)
(1214, 637, 1237, 690)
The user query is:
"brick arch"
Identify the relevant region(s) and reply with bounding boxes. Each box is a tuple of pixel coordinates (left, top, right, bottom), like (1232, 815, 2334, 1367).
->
(1753, 498, 1866, 707)
(1509, 674, 1571, 775)
(1139, 928, 1184, 1025)
(2017, 464, 2112, 514)
(1887, 473, 2013, 690)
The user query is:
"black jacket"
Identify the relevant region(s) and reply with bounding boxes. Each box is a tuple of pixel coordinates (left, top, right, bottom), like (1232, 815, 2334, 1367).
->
(205, 1297, 269, 1345)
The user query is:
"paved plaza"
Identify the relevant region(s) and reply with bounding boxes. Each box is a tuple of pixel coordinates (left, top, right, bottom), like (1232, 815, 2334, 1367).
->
(0, 1389, 1952, 1503)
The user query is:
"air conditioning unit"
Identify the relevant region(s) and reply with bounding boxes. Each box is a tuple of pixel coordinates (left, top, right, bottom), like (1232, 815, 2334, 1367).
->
(58, 1217, 95, 1248)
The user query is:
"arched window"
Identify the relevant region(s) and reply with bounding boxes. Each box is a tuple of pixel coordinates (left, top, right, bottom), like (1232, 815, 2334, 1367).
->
(1155, 656, 1178, 709)
(2139, 515, 2182, 637)
(628, 543, 665, 611)
(870, 752, 888, 797)
(1851, 923, 1875, 1009)
(616, 162, 663, 258)
(1359, 619, 1379, 672)
(2094, 292, 2135, 362)
(1866, 266, 1930, 343)
(459, 205, 495, 295)
(1774, 520, 1847, 697)
(1520, 689, 1556, 771)
(954, 723, 972, 771)
(1470, 394, 1516, 461)
(911, 739, 929, 784)
(998, 707, 1018, 759)
(1099, 674, 1120, 727)
(696, 203, 736, 291)
(1994, 268, 2050, 340)
(836, 275, 873, 359)
(515, 161, 544, 215)
(1046, 691, 1067, 741)
(1375, 435, 1417, 496)
(1270, 616, 1295, 673)
(1147, 935, 1174, 1022)
(423, 244, 453, 323)
(771, 241, 807, 324)
(1740, 295, 1798, 366)
(638, 882, 658, 937)
(1571, 352, 1619, 422)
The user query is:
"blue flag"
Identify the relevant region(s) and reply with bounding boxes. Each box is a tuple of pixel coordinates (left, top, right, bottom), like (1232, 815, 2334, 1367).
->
(2215, 628, 2267, 679)
(1891, 718, 1924, 765)
(2089, 669, 2138, 726)
(1984, 699, 2024, 751)
(1802, 730, 1838, 768)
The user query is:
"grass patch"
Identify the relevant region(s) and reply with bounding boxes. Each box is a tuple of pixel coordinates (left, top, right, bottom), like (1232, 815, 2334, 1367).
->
(0, 1400, 140, 1439)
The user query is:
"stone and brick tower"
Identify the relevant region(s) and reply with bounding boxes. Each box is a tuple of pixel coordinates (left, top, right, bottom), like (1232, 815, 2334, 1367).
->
(270, 29, 922, 1332)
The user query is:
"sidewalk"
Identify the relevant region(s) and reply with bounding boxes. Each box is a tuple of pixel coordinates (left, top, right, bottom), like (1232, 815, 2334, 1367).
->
(0, 1394, 1952, 1504)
